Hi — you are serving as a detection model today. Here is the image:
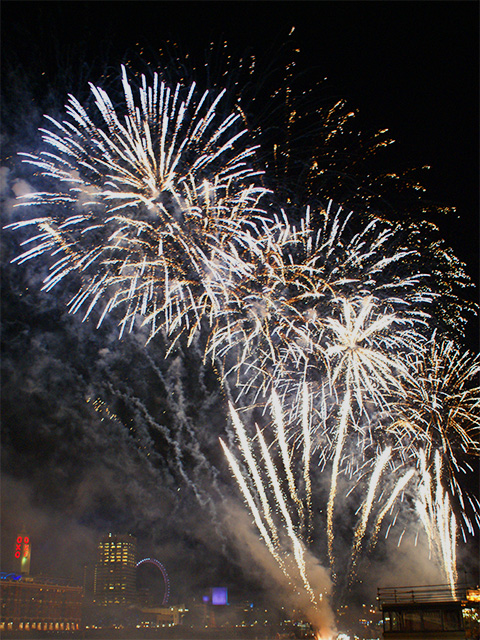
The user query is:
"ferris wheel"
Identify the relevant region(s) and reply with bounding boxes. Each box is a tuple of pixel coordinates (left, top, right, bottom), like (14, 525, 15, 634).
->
(136, 557, 170, 606)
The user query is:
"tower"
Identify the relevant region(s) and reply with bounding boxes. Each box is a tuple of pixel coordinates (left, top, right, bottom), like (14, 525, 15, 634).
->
(93, 533, 137, 606)
(14, 530, 31, 576)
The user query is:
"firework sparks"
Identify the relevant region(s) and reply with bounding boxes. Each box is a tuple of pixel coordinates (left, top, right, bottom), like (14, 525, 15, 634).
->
(348, 446, 392, 583)
(322, 296, 414, 569)
(369, 468, 416, 550)
(393, 338, 480, 462)
(209, 203, 435, 414)
(389, 337, 480, 540)
(221, 387, 328, 610)
(7, 66, 269, 340)
(416, 450, 458, 595)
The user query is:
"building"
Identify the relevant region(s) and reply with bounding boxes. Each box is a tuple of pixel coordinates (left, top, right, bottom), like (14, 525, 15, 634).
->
(377, 583, 480, 639)
(0, 575, 83, 633)
(138, 604, 186, 627)
(93, 533, 137, 606)
(13, 531, 31, 576)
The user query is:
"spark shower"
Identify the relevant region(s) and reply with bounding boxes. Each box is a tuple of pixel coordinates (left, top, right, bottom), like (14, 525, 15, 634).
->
(7, 63, 479, 637)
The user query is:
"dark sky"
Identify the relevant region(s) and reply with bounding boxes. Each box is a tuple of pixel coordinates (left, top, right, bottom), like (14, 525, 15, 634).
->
(3, 1, 478, 278)
(1, 0, 479, 628)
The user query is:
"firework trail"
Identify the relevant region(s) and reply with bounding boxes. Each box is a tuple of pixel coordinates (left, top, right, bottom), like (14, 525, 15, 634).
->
(347, 446, 392, 584)
(221, 389, 323, 608)
(326, 387, 351, 569)
(386, 336, 480, 544)
(416, 450, 458, 595)
(369, 468, 416, 550)
(301, 382, 314, 540)
(328, 331, 478, 587)
(321, 296, 415, 569)
(222, 386, 469, 631)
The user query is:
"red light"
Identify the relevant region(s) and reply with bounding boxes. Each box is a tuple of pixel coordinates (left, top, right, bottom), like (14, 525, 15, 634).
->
(24, 537, 29, 544)
(15, 551, 21, 558)
(16, 536, 23, 544)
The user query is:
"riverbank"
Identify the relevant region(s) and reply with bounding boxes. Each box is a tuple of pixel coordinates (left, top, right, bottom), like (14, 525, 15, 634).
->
(0, 626, 293, 640)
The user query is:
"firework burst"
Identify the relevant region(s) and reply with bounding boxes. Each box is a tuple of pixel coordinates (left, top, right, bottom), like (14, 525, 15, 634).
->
(7, 66, 269, 340)
(211, 201, 435, 413)
(393, 337, 480, 462)
(388, 337, 480, 539)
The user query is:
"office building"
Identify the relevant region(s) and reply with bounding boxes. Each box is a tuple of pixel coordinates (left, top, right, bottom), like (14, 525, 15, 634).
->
(93, 533, 137, 606)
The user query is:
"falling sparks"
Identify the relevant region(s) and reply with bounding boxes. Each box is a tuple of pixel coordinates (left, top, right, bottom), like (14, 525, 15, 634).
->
(221, 395, 322, 608)
(416, 450, 458, 595)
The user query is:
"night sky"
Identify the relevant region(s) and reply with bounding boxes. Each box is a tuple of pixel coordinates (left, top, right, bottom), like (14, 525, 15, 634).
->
(1, 0, 479, 627)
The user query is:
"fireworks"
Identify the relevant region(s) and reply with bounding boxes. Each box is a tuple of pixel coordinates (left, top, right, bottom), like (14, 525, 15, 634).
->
(6, 62, 479, 624)
(416, 450, 458, 595)
(386, 337, 480, 541)
(392, 338, 480, 464)
(220, 391, 324, 608)
(8, 66, 268, 340)
(209, 203, 432, 410)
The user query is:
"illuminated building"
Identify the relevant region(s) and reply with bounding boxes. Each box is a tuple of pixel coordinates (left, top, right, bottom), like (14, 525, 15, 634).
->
(93, 533, 137, 605)
(463, 589, 480, 639)
(13, 531, 31, 576)
(0, 575, 83, 633)
(202, 587, 229, 606)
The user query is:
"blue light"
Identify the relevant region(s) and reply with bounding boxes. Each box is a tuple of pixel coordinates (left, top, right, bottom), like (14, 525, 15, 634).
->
(211, 587, 228, 605)
(0, 572, 22, 581)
